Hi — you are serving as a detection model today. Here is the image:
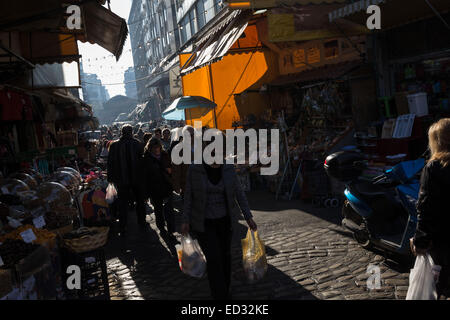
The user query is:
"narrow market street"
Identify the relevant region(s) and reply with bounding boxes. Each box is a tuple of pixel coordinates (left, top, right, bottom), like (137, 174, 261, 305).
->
(105, 190, 411, 300)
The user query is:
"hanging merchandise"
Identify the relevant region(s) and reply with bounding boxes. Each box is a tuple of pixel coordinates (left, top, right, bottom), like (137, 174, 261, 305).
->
(0, 89, 32, 121)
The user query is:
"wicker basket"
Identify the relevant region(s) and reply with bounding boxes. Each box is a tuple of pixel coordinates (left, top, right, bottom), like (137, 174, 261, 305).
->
(63, 227, 109, 253)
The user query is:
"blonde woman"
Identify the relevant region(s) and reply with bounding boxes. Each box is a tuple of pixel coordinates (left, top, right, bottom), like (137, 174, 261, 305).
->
(411, 118, 450, 299)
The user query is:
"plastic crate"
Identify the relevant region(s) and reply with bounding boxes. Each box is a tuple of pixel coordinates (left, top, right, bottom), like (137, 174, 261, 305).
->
(60, 248, 110, 300)
(78, 269, 109, 300)
(407, 92, 428, 116)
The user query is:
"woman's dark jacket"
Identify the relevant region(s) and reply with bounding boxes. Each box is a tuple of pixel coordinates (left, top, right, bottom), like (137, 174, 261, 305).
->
(181, 164, 252, 233)
(414, 160, 450, 251)
(142, 150, 173, 200)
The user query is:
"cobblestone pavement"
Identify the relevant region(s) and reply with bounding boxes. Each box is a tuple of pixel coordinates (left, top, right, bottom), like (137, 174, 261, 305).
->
(105, 191, 413, 300)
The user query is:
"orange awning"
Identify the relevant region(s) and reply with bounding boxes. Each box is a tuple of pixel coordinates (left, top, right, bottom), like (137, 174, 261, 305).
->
(19, 32, 80, 64)
(77, 1, 128, 60)
(0, 0, 127, 61)
(180, 18, 280, 130)
(226, 0, 348, 9)
(181, 16, 251, 75)
(0, 31, 80, 65)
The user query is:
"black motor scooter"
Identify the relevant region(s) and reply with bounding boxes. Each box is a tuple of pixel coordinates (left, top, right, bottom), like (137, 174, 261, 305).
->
(324, 151, 424, 260)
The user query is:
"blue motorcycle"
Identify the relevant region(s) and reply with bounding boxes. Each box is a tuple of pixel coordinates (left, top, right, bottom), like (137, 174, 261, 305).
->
(324, 151, 425, 258)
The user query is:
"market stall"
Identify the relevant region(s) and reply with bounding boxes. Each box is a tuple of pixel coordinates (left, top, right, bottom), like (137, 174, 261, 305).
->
(0, 165, 112, 300)
(0, 85, 101, 177)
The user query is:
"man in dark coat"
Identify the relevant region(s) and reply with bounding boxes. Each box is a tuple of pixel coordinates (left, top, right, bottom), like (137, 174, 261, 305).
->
(107, 125, 146, 235)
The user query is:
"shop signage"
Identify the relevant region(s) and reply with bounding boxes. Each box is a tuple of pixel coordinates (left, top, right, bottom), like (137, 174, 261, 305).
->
(307, 47, 321, 64)
(170, 66, 182, 99)
(278, 37, 363, 75)
(292, 49, 306, 68)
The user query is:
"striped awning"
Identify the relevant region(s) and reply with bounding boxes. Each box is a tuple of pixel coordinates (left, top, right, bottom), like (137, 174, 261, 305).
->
(180, 10, 252, 75)
(328, 0, 385, 23)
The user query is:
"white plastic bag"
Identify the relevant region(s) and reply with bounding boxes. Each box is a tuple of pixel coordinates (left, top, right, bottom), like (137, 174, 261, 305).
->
(177, 235, 206, 278)
(406, 253, 439, 300)
(105, 183, 117, 204)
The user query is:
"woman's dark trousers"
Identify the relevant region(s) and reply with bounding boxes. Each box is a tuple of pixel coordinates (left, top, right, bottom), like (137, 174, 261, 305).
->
(194, 216, 232, 300)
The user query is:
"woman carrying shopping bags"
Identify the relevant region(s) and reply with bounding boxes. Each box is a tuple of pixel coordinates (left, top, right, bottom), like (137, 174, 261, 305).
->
(180, 129, 257, 300)
(410, 118, 450, 299)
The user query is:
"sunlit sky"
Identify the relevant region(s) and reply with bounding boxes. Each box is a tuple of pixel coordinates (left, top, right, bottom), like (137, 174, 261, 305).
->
(78, 0, 133, 98)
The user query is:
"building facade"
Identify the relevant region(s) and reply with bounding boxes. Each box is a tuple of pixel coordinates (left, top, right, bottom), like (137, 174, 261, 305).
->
(176, 0, 225, 45)
(80, 63, 109, 111)
(128, 0, 225, 120)
(124, 67, 138, 100)
(128, 0, 180, 113)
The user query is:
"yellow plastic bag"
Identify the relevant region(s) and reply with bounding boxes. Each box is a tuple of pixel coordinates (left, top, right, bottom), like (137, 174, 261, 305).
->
(241, 229, 267, 283)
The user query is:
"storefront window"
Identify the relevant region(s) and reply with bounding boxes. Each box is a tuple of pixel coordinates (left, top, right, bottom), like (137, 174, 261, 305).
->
(185, 15, 192, 41)
(190, 10, 197, 35)
(214, 0, 223, 14)
(180, 15, 190, 44)
(196, 0, 206, 30)
(204, 0, 214, 23)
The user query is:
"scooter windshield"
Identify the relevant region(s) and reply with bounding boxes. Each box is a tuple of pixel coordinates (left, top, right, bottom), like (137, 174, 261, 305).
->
(386, 158, 425, 183)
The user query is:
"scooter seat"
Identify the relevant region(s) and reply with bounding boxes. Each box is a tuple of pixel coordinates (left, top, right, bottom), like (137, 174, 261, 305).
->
(354, 182, 386, 196)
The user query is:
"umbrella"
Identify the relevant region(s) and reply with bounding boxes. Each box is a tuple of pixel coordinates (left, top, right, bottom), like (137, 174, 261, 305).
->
(162, 96, 217, 122)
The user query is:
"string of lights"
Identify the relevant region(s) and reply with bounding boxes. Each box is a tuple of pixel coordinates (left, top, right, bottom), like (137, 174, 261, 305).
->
(81, 65, 173, 86)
